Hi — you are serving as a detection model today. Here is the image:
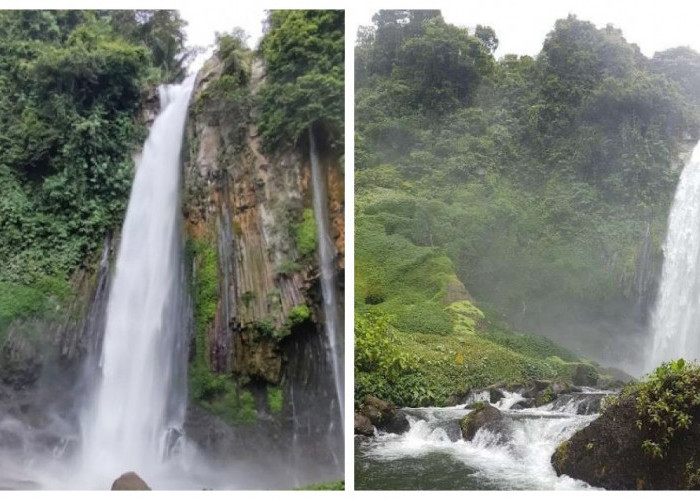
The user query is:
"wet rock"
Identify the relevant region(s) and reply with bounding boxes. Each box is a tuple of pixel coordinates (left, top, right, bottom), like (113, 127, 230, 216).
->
(489, 387, 506, 404)
(383, 411, 410, 434)
(354, 413, 374, 437)
(511, 398, 535, 410)
(573, 364, 598, 387)
(111, 471, 151, 490)
(551, 382, 572, 395)
(552, 392, 700, 489)
(360, 396, 409, 435)
(460, 402, 503, 441)
(533, 379, 551, 391)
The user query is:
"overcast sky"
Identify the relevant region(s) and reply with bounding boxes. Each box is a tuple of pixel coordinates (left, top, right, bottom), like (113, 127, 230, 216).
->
(179, 6, 267, 74)
(351, 0, 700, 58)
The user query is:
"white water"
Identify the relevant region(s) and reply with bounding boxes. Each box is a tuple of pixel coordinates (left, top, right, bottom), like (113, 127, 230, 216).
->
(77, 76, 195, 488)
(647, 142, 700, 372)
(309, 127, 344, 427)
(359, 391, 606, 490)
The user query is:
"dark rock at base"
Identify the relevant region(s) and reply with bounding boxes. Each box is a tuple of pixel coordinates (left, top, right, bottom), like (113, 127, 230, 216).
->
(570, 385, 583, 393)
(511, 398, 535, 410)
(552, 392, 700, 489)
(460, 402, 504, 441)
(354, 413, 374, 437)
(360, 396, 409, 435)
(573, 364, 598, 387)
(361, 404, 383, 424)
(551, 382, 571, 395)
(533, 379, 551, 391)
(111, 472, 151, 490)
(364, 395, 393, 414)
(383, 411, 410, 434)
(489, 387, 506, 404)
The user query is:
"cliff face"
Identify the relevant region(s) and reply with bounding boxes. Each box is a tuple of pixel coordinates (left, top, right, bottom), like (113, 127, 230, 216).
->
(182, 54, 344, 478)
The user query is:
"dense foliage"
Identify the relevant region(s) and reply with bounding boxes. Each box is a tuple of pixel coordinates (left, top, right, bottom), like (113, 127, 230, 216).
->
(258, 10, 344, 150)
(355, 10, 700, 394)
(0, 10, 191, 337)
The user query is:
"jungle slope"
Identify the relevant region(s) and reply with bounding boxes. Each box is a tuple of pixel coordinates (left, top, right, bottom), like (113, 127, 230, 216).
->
(354, 10, 700, 406)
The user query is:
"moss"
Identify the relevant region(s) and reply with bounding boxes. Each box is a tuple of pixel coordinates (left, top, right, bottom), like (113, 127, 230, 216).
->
(276, 258, 301, 276)
(251, 318, 278, 339)
(445, 300, 484, 335)
(267, 386, 283, 414)
(555, 440, 570, 467)
(536, 387, 555, 406)
(200, 383, 258, 426)
(295, 208, 317, 257)
(187, 237, 219, 368)
(295, 480, 344, 490)
(287, 303, 311, 326)
(241, 290, 256, 308)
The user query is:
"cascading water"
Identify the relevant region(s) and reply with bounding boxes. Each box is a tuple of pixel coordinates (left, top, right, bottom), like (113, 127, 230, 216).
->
(78, 76, 195, 487)
(308, 125, 344, 427)
(356, 390, 609, 490)
(647, 141, 700, 372)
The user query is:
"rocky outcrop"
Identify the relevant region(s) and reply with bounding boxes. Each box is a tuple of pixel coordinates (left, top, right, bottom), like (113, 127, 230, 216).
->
(460, 402, 504, 441)
(552, 392, 700, 489)
(182, 53, 344, 479)
(357, 396, 410, 435)
(573, 364, 599, 387)
(354, 413, 374, 437)
(184, 55, 344, 386)
(111, 471, 151, 490)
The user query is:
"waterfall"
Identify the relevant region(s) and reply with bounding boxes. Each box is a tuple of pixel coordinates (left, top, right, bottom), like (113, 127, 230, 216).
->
(78, 76, 195, 486)
(647, 141, 700, 372)
(308, 125, 344, 427)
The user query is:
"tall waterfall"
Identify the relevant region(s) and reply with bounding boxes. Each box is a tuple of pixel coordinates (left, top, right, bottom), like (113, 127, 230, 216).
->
(309, 125, 344, 427)
(647, 141, 700, 372)
(78, 76, 195, 486)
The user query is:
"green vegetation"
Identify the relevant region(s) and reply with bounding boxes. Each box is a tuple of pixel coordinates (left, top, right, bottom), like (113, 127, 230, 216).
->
(258, 10, 344, 150)
(296, 480, 344, 490)
(0, 10, 192, 340)
(633, 359, 700, 459)
(355, 10, 700, 404)
(267, 386, 283, 414)
(194, 31, 252, 150)
(287, 303, 311, 326)
(296, 208, 318, 257)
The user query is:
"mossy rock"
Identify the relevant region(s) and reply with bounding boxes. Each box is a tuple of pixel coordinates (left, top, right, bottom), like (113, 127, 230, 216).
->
(460, 402, 503, 441)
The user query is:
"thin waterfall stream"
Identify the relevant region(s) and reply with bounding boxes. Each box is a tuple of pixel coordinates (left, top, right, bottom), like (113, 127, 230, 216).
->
(309, 125, 344, 428)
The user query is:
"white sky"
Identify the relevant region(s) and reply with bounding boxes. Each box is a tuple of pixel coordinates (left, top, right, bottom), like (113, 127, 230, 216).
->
(178, 6, 267, 74)
(350, 0, 700, 58)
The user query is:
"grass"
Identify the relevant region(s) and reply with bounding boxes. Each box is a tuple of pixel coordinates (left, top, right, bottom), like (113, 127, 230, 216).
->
(355, 195, 599, 407)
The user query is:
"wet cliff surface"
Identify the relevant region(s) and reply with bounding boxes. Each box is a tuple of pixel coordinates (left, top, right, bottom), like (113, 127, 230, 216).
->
(181, 55, 344, 482)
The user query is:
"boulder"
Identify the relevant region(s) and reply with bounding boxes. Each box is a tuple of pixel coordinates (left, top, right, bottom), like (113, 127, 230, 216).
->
(489, 387, 506, 404)
(383, 411, 410, 434)
(511, 398, 535, 410)
(573, 364, 598, 387)
(354, 413, 374, 437)
(460, 402, 504, 441)
(111, 472, 151, 490)
(552, 392, 700, 489)
(360, 396, 409, 435)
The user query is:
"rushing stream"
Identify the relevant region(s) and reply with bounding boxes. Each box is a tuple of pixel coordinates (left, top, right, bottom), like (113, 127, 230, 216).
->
(356, 390, 610, 490)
